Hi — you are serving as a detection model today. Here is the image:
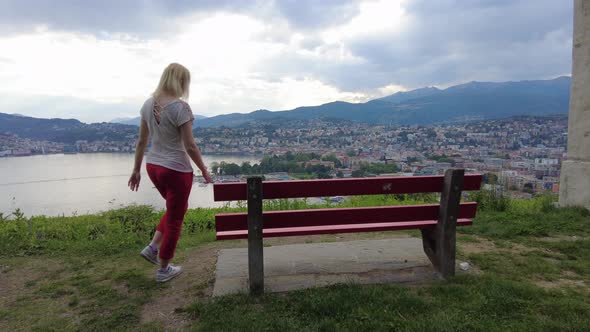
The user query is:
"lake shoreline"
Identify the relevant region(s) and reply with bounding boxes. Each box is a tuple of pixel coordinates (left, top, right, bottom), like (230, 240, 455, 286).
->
(0, 153, 259, 217)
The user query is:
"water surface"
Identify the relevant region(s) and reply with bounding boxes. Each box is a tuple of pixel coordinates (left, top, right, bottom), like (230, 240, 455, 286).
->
(0, 153, 258, 217)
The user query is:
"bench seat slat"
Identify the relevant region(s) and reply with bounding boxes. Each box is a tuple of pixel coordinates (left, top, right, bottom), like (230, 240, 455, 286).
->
(213, 174, 483, 201)
(215, 202, 478, 232)
(216, 219, 473, 240)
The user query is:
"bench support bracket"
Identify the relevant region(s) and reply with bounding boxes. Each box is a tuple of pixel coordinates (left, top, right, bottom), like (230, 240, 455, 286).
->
(421, 169, 464, 278)
(247, 176, 264, 295)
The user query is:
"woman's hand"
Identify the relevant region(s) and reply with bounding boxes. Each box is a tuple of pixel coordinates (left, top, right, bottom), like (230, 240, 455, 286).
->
(128, 170, 141, 191)
(130, 120, 148, 192)
(202, 169, 213, 184)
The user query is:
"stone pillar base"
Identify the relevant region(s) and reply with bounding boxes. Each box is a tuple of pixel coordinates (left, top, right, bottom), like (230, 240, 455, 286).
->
(559, 160, 590, 210)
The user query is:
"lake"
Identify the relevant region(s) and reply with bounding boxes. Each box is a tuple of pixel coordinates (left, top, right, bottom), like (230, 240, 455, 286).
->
(0, 153, 259, 217)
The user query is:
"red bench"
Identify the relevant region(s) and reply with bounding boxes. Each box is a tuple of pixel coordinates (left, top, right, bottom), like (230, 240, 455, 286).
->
(213, 169, 482, 294)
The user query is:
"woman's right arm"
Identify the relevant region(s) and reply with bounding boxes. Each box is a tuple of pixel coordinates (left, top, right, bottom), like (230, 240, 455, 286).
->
(128, 119, 149, 191)
(180, 121, 212, 183)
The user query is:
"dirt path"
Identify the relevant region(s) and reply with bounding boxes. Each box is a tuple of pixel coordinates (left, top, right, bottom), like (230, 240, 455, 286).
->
(139, 244, 220, 330)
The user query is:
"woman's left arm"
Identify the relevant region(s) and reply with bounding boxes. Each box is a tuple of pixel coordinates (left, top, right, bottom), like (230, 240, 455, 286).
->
(128, 120, 149, 191)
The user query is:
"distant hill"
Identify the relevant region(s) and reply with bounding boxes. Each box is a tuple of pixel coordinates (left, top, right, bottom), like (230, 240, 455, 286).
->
(1, 77, 571, 142)
(196, 76, 571, 127)
(0, 113, 137, 143)
(111, 114, 207, 127)
(375, 87, 441, 103)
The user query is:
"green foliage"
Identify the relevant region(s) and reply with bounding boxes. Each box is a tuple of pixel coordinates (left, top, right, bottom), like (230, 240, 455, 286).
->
(469, 189, 511, 212)
(12, 208, 26, 221)
(0, 193, 441, 257)
(216, 153, 323, 176)
(321, 154, 342, 168)
(482, 172, 499, 185)
(342, 194, 438, 207)
(215, 152, 343, 179)
(426, 154, 455, 164)
(0, 205, 231, 257)
(2, 193, 586, 259)
(351, 169, 364, 178)
(351, 162, 400, 177)
(263, 198, 316, 211)
(462, 195, 590, 240)
(218, 161, 242, 176)
(360, 162, 399, 175)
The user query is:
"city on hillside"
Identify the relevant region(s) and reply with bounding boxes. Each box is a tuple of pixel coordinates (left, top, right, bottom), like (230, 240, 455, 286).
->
(0, 114, 567, 198)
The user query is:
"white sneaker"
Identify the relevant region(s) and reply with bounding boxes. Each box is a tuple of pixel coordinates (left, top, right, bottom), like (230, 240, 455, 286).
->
(140, 245, 159, 265)
(156, 265, 183, 283)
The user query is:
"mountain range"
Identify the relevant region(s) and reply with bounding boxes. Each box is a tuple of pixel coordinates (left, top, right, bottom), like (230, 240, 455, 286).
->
(1, 77, 571, 144)
(187, 76, 570, 128)
(0, 113, 137, 143)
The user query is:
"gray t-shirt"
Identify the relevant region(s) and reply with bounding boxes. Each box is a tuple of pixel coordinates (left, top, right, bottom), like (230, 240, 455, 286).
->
(140, 97, 195, 173)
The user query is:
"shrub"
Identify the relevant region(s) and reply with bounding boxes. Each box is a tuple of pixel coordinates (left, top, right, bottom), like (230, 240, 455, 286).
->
(469, 190, 510, 212)
(0, 205, 223, 257)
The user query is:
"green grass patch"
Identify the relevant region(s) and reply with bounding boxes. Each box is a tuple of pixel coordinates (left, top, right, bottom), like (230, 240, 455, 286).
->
(2, 195, 590, 331)
(536, 239, 590, 277)
(468, 250, 562, 281)
(461, 205, 590, 240)
(184, 276, 590, 331)
(0, 254, 167, 331)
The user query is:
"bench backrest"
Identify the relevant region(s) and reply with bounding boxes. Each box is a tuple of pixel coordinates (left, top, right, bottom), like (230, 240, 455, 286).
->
(213, 174, 483, 201)
(213, 174, 483, 237)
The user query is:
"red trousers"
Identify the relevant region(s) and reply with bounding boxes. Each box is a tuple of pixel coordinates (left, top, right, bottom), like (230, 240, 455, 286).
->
(146, 163, 193, 260)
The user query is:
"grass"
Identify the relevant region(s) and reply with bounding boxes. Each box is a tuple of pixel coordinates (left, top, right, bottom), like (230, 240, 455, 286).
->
(0, 204, 218, 331)
(1, 193, 589, 331)
(182, 276, 590, 332)
(183, 194, 590, 331)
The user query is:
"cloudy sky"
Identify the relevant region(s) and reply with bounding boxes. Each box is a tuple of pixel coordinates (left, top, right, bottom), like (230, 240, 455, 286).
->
(0, 0, 574, 122)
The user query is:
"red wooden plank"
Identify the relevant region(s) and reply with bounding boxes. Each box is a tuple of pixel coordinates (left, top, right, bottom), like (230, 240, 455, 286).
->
(215, 202, 478, 232)
(213, 174, 483, 201)
(216, 219, 473, 240)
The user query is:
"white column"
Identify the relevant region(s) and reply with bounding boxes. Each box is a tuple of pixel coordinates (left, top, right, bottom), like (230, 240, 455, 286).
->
(560, 0, 590, 209)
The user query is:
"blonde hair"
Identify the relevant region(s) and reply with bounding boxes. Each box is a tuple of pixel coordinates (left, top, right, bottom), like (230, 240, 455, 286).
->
(153, 63, 191, 100)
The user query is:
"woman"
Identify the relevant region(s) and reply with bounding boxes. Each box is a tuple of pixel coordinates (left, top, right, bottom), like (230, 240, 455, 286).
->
(128, 63, 212, 283)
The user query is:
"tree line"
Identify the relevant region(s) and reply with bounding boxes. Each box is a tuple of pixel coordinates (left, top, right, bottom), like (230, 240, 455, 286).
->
(211, 152, 399, 179)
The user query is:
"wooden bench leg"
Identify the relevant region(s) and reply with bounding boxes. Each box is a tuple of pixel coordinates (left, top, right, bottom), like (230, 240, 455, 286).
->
(247, 176, 264, 295)
(421, 169, 464, 278)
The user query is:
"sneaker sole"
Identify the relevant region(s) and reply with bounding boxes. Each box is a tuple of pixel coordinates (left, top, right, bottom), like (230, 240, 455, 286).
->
(157, 270, 183, 283)
(140, 252, 159, 265)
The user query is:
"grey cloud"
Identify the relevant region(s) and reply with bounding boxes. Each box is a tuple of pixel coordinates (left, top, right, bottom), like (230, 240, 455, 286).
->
(351, 0, 573, 87)
(299, 36, 325, 50)
(0, 0, 157, 36)
(256, 0, 573, 92)
(0, 0, 359, 37)
(271, 0, 359, 30)
(0, 0, 269, 36)
(0, 0, 575, 106)
(0, 0, 256, 37)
